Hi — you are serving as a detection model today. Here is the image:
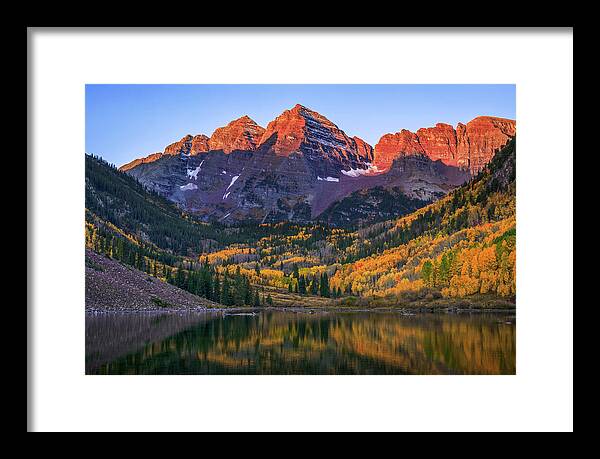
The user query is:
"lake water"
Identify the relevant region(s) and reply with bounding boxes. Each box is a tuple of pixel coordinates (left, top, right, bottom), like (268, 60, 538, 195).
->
(86, 310, 515, 375)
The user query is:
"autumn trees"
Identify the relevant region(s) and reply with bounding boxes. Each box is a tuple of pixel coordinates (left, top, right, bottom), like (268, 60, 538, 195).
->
(280, 263, 333, 298)
(422, 226, 516, 298)
(329, 218, 516, 300)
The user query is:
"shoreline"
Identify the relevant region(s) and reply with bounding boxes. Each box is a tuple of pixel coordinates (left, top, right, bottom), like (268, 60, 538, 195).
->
(85, 305, 516, 315)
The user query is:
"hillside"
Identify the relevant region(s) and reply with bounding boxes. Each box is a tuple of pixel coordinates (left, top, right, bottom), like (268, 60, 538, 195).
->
(85, 249, 218, 311)
(330, 138, 516, 305)
(86, 153, 228, 257)
(86, 155, 273, 308)
(344, 138, 516, 261)
(318, 186, 431, 228)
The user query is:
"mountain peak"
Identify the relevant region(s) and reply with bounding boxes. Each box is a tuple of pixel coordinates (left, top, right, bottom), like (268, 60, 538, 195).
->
(164, 134, 210, 157)
(231, 114, 257, 125)
(466, 116, 516, 137)
(259, 104, 355, 158)
(290, 103, 308, 112)
(208, 116, 265, 153)
(470, 115, 513, 123)
(288, 104, 331, 123)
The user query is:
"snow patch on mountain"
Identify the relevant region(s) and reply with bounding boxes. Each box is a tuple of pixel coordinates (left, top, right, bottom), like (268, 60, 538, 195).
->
(180, 183, 198, 191)
(317, 176, 340, 182)
(222, 175, 240, 200)
(341, 163, 380, 177)
(225, 175, 240, 192)
(186, 160, 204, 180)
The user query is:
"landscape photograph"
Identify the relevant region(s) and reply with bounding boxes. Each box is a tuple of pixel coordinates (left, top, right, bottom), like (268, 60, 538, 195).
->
(85, 84, 517, 375)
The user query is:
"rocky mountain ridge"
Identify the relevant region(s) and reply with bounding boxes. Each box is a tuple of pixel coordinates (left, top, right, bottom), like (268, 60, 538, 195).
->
(119, 105, 514, 225)
(373, 116, 516, 175)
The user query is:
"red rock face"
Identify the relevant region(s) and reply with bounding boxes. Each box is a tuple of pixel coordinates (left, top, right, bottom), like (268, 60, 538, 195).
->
(120, 152, 164, 172)
(455, 123, 470, 170)
(374, 116, 515, 175)
(353, 136, 374, 162)
(208, 116, 265, 153)
(190, 135, 210, 155)
(259, 104, 320, 156)
(460, 116, 516, 174)
(164, 135, 193, 156)
(258, 104, 372, 165)
(161, 134, 210, 156)
(373, 130, 425, 172)
(121, 105, 375, 173)
(416, 123, 458, 166)
(119, 119, 260, 171)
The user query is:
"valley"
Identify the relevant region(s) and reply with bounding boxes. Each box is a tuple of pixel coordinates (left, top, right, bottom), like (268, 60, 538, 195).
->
(85, 133, 516, 311)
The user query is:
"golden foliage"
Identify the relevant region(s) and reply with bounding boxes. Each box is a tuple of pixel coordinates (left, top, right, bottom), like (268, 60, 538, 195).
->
(331, 217, 516, 299)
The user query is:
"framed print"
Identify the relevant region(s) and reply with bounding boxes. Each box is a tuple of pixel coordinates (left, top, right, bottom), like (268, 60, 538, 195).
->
(28, 27, 573, 432)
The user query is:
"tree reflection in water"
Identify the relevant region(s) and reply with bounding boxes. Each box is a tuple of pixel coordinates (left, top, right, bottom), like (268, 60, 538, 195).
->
(86, 311, 515, 375)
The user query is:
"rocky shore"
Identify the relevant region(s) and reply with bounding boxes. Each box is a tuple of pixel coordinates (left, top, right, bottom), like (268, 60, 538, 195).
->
(85, 249, 219, 311)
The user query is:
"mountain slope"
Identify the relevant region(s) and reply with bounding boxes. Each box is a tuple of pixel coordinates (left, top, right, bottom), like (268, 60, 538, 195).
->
(208, 115, 265, 152)
(329, 138, 516, 302)
(350, 136, 516, 258)
(86, 153, 219, 256)
(86, 249, 218, 311)
(318, 186, 431, 228)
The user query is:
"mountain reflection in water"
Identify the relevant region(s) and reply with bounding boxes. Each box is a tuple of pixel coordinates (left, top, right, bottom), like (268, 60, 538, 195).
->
(86, 310, 515, 375)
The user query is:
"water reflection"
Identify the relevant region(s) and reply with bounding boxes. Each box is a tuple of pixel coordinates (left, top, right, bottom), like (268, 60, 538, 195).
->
(86, 311, 515, 375)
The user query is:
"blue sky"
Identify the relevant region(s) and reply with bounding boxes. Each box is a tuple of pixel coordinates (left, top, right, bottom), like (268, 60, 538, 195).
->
(86, 84, 515, 167)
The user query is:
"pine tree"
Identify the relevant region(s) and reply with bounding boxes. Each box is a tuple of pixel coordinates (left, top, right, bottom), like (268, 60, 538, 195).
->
(253, 290, 261, 307)
(221, 275, 233, 306)
(319, 272, 330, 297)
(212, 275, 221, 302)
(421, 260, 434, 287)
(298, 275, 307, 295)
(175, 267, 186, 289)
(310, 274, 319, 295)
(244, 278, 253, 305)
(439, 254, 451, 287)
